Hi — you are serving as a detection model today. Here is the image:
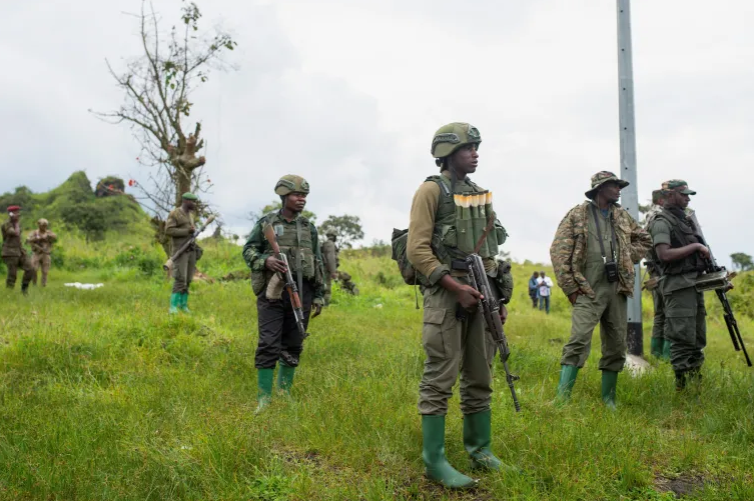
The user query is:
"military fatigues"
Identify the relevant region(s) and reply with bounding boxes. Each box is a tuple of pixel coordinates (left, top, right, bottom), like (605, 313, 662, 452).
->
(2, 221, 33, 289)
(643, 205, 668, 357)
(321, 237, 339, 305)
(648, 208, 707, 377)
(243, 211, 324, 368)
(407, 173, 511, 416)
(165, 207, 196, 294)
(27, 229, 57, 287)
(338, 271, 359, 296)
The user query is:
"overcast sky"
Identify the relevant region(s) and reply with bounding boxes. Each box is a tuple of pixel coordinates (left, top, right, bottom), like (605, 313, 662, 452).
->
(2, 0, 752, 265)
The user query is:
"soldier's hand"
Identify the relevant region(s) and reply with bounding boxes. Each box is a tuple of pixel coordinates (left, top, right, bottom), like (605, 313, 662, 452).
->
(568, 292, 581, 306)
(265, 257, 287, 273)
(499, 304, 508, 325)
(312, 303, 323, 317)
(696, 244, 711, 259)
(331, 272, 338, 280)
(456, 285, 482, 310)
(189, 225, 196, 234)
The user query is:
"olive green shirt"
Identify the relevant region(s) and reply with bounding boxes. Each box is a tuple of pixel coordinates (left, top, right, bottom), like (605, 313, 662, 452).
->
(649, 218, 699, 293)
(165, 207, 194, 253)
(1, 221, 23, 258)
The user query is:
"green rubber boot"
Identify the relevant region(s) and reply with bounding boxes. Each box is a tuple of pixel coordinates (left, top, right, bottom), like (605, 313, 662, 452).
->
(422, 415, 477, 489)
(169, 292, 181, 314)
(554, 365, 579, 404)
(463, 410, 516, 472)
(277, 363, 296, 394)
(601, 371, 618, 411)
(661, 339, 671, 362)
(180, 292, 191, 313)
(650, 337, 663, 358)
(255, 368, 274, 414)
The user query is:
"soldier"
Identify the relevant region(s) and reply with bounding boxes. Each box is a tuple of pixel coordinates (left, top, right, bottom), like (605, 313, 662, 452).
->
(321, 227, 339, 305)
(165, 193, 199, 314)
(644, 190, 669, 361)
(27, 218, 57, 287)
(407, 122, 514, 489)
(1, 205, 34, 294)
(337, 271, 359, 295)
(648, 180, 708, 390)
(243, 175, 324, 412)
(550, 172, 651, 409)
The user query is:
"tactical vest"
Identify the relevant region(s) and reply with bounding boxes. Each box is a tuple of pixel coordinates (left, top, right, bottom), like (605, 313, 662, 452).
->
(652, 209, 705, 276)
(427, 174, 507, 265)
(262, 212, 316, 280)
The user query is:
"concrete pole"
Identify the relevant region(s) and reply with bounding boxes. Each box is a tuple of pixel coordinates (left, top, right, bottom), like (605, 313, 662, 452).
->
(617, 0, 643, 356)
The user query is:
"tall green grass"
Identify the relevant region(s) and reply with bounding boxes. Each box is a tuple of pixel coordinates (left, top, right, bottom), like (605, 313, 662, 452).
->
(0, 239, 753, 500)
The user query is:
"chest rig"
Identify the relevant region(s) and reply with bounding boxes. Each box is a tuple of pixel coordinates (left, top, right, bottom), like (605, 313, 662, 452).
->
(265, 212, 316, 280)
(653, 208, 704, 276)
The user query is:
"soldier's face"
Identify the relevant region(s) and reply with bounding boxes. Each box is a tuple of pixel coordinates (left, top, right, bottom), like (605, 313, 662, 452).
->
(450, 143, 479, 175)
(9, 212, 19, 222)
(599, 182, 622, 203)
(670, 191, 690, 209)
(286, 192, 307, 213)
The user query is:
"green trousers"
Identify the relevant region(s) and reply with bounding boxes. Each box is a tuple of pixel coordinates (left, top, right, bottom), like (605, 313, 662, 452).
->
(172, 249, 196, 294)
(651, 288, 666, 342)
(3, 255, 33, 289)
(561, 285, 627, 372)
(664, 286, 706, 372)
(418, 278, 496, 416)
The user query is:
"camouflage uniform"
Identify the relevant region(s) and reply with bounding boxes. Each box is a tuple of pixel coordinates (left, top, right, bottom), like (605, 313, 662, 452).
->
(165, 193, 200, 313)
(648, 180, 706, 389)
(321, 229, 339, 305)
(550, 172, 652, 407)
(338, 271, 359, 295)
(2, 206, 33, 292)
(243, 175, 325, 413)
(27, 219, 57, 287)
(407, 123, 515, 489)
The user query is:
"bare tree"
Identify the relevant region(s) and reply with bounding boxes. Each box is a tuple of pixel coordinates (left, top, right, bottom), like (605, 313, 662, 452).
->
(93, 1, 235, 252)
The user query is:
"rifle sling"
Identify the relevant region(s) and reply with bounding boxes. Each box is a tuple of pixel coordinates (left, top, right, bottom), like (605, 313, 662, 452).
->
(591, 204, 618, 262)
(295, 218, 304, 297)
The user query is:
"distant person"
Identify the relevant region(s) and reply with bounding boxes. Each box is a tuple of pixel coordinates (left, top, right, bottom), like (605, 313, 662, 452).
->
(27, 218, 57, 287)
(1, 205, 33, 294)
(337, 271, 359, 295)
(321, 228, 339, 305)
(165, 193, 200, 314)
(528, 271, 539, 308)
(550, 171, 651, 409)
(243, 175, 324, 413)
(537, 271, 553, 313)
(644, 189, 669, 361)
(648, 180, 709, 391)
(407, 122, 515, 489)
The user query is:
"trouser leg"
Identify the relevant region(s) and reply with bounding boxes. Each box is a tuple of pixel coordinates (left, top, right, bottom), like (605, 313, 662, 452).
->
(561, 293, 606, 368)
(665, 287, 705, 374)
(279, 282, 313, 367)
(31, 254, 40, 286)
(20, 255, 33, 288)
(4, 257, 18, 288)
(597, 292, 627, 372)
(255, 296, 286, 369)
(459, 307, 493, 415)
(40, 255, 50, 287)
(172, 252, 190, 293)
(418, 285, 463, 416)
(185, 250, 196, 292)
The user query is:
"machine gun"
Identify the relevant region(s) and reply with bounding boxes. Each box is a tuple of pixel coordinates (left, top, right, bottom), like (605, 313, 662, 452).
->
(163, 215, 216, 271)
(689, 213, 751, 367)
(466, 253, 521, 412)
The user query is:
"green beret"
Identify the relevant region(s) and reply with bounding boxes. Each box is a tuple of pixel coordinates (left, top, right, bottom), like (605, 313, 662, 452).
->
(182, 192, 199, 201)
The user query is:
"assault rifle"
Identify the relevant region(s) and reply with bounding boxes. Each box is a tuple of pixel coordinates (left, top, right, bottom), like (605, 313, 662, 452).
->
(163, 215, 216, 271)
(689, 214, 751, 367)
(466, 253, 521, 412)
(263, 223, 310, 341)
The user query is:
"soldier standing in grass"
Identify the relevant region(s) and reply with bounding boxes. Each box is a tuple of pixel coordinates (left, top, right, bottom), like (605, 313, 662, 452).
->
(644, 189, 670, 361)
(407, 123, 515, 489)
(321, 227, 339, 306)
(2, 205, 34, 294)
(550, 172, 651, 409)
(165, 193, 199, 314)
(27, 218, 57, 287)
(648, 180, 709, 391)
(243, 175, 324, 413)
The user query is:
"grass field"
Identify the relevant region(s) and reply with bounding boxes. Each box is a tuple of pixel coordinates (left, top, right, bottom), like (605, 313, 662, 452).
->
(1, 245, 753, 500)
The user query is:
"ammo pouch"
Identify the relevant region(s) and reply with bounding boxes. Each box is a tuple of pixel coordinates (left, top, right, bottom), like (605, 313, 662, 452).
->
(251, 269, 272, 297)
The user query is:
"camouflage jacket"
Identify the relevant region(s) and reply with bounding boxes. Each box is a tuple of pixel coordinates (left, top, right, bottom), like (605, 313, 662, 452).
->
(550, 201, 652, 298)
(27, 229, 57, 255)
(1, 221, 24, 258)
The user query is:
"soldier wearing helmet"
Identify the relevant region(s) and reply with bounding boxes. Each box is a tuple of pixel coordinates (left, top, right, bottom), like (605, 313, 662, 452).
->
(26, 218, 57, 287)
(165, 192, 200, 314)
(320, 227, 339, 305)
(406, 123, 515, 488)
(2, 205, 34, 294)
(243, 175, 325, 412)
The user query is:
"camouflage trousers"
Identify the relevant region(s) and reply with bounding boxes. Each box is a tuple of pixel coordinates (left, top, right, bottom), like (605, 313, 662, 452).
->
(32, 253, 51, 287)
(172, 250, 196, 294)
(418, 277, 496, 416)
(3, 255, 33, 289)
(560, 285, 627, 372)
(664, 286, 706, 373)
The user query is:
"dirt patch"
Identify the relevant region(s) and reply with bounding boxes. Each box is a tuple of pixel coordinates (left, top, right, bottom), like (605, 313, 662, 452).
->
(654, 473, 707, 498)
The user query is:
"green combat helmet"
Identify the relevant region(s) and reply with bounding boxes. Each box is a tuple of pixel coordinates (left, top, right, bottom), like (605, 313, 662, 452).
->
(325, 227, 337, 237)
(431, 122, 482, 161)
(274, 175, 310, 196)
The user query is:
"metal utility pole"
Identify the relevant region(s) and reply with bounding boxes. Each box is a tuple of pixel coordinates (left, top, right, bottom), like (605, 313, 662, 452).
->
(617, 0, 643, 356)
